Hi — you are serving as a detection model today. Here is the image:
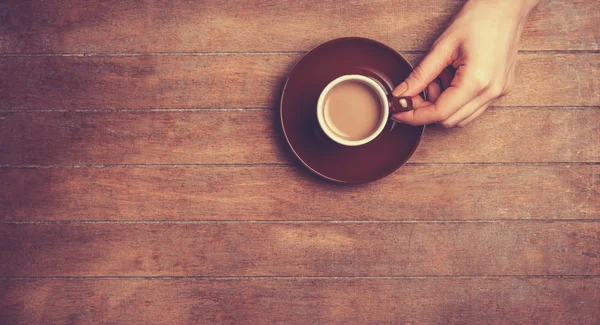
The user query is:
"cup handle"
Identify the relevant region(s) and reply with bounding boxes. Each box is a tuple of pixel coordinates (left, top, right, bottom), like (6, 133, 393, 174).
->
(388, 95, 414, 114)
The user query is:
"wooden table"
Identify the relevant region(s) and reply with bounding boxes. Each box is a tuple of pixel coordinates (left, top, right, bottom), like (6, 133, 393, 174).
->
(1, 1, 599, 324)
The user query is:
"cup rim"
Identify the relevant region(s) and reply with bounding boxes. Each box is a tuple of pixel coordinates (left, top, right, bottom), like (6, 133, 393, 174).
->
(317, 74, 389, 146)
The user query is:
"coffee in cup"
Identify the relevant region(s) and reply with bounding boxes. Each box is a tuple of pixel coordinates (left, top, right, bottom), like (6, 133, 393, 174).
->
(317, 74, 413, 146)
(322, 79, 383, 141)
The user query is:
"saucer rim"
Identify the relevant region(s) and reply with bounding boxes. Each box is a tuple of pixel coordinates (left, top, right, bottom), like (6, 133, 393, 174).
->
(279, 36, 425, 184)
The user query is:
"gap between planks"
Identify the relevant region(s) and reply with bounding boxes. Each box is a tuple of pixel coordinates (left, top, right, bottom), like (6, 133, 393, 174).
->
(2, 219, 600, 224)
(1, 162, 599, 169)
(0, 50, 598, 57)
(1, 275, 599, 280)
(0, 106, 598, 112)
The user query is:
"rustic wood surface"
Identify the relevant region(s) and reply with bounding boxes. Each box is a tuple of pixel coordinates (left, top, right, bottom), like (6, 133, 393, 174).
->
(1, 0, 598, 52)
(1, 223, 599, 276)
(2, 165, 599, 221)
(1, 53, 598, 109)
(1, 109, 599, 165)
(1, 0, 599, 324)
(1, 278, 599, 324)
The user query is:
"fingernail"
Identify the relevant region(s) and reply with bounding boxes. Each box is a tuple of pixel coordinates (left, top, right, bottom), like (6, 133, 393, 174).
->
(393, 82, 408, 96)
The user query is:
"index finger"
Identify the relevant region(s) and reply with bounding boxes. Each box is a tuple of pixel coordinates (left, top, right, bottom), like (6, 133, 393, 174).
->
(392, 82, 481, 126)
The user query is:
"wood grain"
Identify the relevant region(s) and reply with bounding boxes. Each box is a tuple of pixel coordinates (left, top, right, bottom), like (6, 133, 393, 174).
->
(0, 53, 598, 110)
(2, 165, 598, 221)
(1, 1, 598, 323)
(1, 278, 599, 325)
(1, 223, 598, 277)
(1, 109, 598, 165)
(1, 0, 598, 53)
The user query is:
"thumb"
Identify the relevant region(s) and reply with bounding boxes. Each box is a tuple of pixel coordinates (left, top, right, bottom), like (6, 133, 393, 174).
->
(393, 41, 455, 97)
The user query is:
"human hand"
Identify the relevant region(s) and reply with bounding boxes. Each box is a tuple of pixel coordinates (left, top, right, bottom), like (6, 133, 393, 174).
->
(392, 0, 540, 128)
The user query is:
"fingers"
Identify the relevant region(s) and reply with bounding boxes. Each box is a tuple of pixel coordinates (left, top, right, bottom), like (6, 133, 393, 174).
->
(425, 67, 455, 103)
(410, 93, 426, 107)
(393, 41, 456, 97)
(426, 79, 442, 103)
(438, 68, 454, 89)
(392, 82, 480, 126)
(456, 103, 489, 127)
(438, 96, 492, 128)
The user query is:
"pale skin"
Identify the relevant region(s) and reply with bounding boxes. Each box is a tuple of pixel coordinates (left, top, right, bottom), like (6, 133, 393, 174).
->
(392, 0, 541, 128)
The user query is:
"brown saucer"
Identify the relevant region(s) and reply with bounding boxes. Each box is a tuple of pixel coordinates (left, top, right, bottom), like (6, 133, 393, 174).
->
(280, 37, 424, 184)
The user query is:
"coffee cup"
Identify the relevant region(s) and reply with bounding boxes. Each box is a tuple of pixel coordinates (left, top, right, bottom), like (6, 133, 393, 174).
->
(317, 74, 414, 146)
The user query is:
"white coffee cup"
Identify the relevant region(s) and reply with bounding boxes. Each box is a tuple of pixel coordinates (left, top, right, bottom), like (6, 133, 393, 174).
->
(317, 74, 413, 146)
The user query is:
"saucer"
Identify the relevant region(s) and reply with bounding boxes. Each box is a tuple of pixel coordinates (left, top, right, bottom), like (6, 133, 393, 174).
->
(280, 37, 425, 184)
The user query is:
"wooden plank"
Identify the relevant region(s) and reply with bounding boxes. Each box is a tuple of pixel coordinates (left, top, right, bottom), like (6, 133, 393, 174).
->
(1, 165, 598, 221)
(1, 109, 598, 165)
(0, 53, 597, 109)
(1, 278, 599, 324)
(0, 223, 598, 276)
(1, 0, 598, 53)
(0, 55, 294, 110)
